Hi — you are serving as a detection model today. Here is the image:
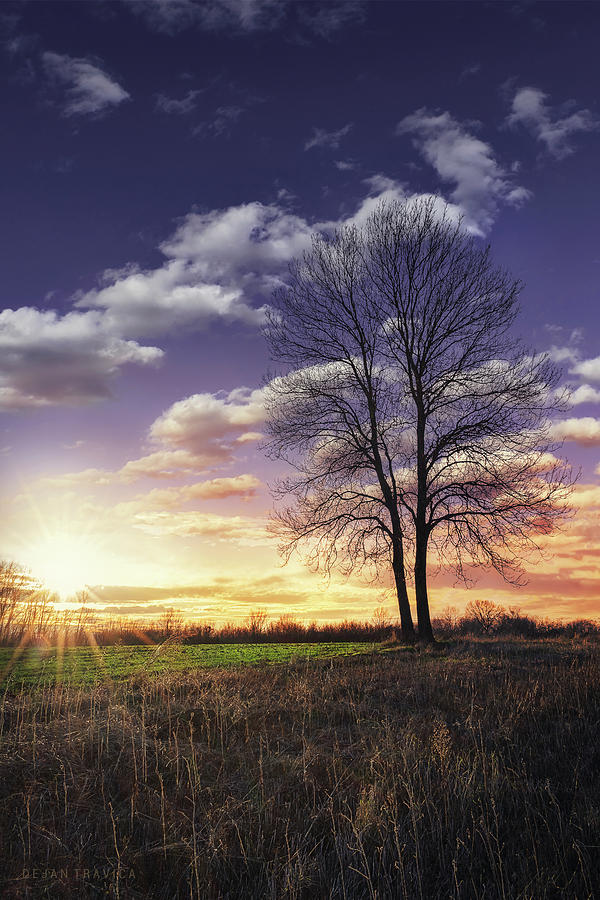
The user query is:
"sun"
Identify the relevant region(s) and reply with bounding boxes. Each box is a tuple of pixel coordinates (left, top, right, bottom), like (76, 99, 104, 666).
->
(28, 532, 104, 598)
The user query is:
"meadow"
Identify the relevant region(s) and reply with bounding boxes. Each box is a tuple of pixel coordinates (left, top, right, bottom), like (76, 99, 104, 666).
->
(0, 642, 374, 689)
(1, 637, 599, 898)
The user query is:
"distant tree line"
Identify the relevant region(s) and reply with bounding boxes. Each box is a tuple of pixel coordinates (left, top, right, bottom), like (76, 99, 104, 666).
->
(100, 605, 599, 645)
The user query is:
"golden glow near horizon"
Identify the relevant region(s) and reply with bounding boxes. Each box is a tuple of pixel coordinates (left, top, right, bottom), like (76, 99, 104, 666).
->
(27, 531, 106, 599)
(2, 470, 599, 624)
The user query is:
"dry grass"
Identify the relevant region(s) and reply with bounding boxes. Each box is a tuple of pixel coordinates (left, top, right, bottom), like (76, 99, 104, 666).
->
(1, 637, 599, 898)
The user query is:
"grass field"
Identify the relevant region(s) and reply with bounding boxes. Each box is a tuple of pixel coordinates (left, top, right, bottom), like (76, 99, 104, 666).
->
(1, 637, 599, 898)
(0, 641, 376, 688)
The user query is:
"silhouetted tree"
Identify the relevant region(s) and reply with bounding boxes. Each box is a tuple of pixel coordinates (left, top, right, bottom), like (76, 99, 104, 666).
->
(0, 560, 28, 643)
(464, 598, 503, 634)
(264, 197, 574, 641)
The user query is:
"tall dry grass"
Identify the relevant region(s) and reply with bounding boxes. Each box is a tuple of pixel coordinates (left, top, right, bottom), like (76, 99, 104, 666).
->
(1, 638, 599, 898)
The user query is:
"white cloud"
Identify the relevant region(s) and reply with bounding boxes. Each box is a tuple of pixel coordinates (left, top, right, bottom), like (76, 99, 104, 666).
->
(547, 345, 580, 364)
(396, 109, 532, 235)
(507, 87, 599, 159)
(570, 355, 600, 383)
(77, 260, 258, 337)
(8, 170, 520, 412)
(348, 175, 407, 226)
(0, 307, 162, 410)
(567, 384, 600, 406)
(155, 89, 200, 114)
(161, 202, 313, 282)
(42, 51, 130, 116)
(573, 483, 600, 508)
(149, 387, 266, 455)
(42, 386, 264, 513)
(78, 202, 315, 337)
(305, 123, 352, 151)
(1, 200, 313, 410)
(351, 177, 464, 231)
(550, 417, 600, 446)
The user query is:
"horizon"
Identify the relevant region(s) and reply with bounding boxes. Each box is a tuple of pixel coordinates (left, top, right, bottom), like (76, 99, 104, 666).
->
(1, 0, 600, 625)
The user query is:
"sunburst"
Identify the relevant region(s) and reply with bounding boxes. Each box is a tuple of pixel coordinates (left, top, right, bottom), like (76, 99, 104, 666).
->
(27, 531, 104, 598)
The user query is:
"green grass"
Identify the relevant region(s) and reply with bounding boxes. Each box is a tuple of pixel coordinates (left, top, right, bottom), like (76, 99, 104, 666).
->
(0, 641, 376, 688)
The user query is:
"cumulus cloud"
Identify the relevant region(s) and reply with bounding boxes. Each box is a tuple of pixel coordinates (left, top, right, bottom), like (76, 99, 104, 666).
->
(570, 355, 600, 383)
(8, 169, 517, 411)
(573, 483, 600, 509)
(78, 202, 315, 337)
(567, 384, 600, 406)
(38, 386, 267, 482)
(547, 345, 580, 364)
(507, 87, 599, 159)
(350, 176, 464, 231)
(161, 203, 312, 284)
(5, 201, 303, 412)
(77, 261, 257, 337)
(396, 109, 532, 234)
(149, 387, 266, 455)
(550, 417, 600, 446)
(0, 307, 162, 410)
(305, 123, 352, 151)
(42, 51, 130, 116)
(155, 88, 200, 114)
(347, 175, 408, 226)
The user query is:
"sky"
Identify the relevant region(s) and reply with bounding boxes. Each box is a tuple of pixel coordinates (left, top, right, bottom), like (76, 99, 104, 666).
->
(1, 0, 600, 625)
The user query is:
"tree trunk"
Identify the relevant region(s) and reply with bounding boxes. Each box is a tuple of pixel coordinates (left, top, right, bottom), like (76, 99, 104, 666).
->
(414, 534, 434, 642)
(415, 388, 434, 643)
(393, 539, 415, 641)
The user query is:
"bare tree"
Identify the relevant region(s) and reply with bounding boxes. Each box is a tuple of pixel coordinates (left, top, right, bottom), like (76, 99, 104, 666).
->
(370, 604, 392, 632)
(264, 198, 574, 641)
(245, 608, 268, 638)
(464, 598, 504, 634)
(0, 561, 26, 644)
(17, 587, 55, 643)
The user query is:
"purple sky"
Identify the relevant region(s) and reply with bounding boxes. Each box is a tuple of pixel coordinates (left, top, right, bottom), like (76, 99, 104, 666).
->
(1, 0, 599, 623)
